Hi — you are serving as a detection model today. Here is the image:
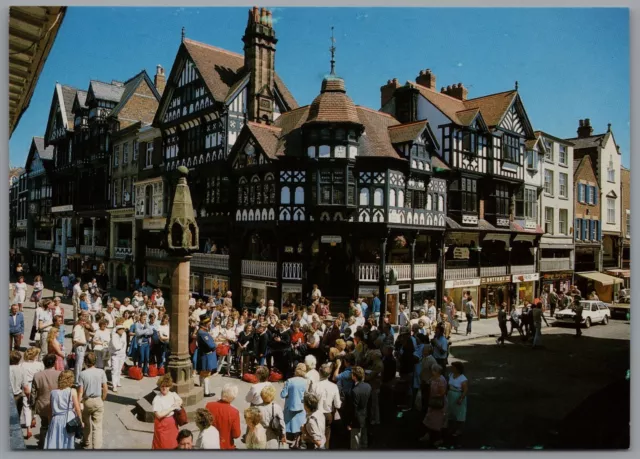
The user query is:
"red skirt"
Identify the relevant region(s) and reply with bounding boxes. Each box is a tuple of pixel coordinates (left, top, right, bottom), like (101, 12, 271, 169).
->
(152, 415, 179, 450)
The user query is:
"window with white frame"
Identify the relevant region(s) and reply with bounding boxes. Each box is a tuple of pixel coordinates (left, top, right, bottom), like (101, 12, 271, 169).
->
(607, 197, 616, 223)
(122, 142, 129, 164)
(588, 186, 595, 205)
(544, 169, 553, 195)
(559, 145, 567, 165)
(607, 157, 615, 182)
(525, 188, 537, 220)
(559, 173, 568, 198)
(544, 140, 553, 162)
(526, 150, 536, 169)
(359, 188, 369, 206)
(545, 207, 554, 234)
(145, 142, 153, 168)
(559, 209, 568, 235)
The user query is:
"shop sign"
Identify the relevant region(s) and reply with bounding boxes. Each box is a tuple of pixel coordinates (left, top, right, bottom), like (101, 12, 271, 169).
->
(541, 272, 573, 281)
(512, 273, 540, 283)
(51, 204, 73, 213)
(481, 275, 511, 285)
(266, 281, 278, 288)
(52, 252, 60, 258)
(143, 218, 166, 230)
(385, 285, 400, 294)
(242, 280, 266, 290)
(282, 283, 302, 293)
(445, 278, 480, 289)
(321, 235, 342, 244)
(414, 282, 437, 292)
(453, 247, 470, 259)
(358, 286, 379, 296)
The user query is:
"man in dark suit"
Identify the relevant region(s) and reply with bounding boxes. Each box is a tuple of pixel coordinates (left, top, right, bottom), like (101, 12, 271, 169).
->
(256, 322, 270, 366)
(269, 320, 291, 376)
(345, 366, 372, 449)
(31, 354, 61, 449)
(9, 303, 24, 351)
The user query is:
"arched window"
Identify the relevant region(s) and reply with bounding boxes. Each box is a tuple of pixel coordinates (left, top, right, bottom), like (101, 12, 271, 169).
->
(389, 189, 396, 207)
(426, 194, 432, 210)
(294, 186, 304, 204)
(359, 188, 370, 206)
(374, 188, 383, 206)
(398, 190, 405, 208)
(280, 186, 291, 204)
(438, 195, 444, 212)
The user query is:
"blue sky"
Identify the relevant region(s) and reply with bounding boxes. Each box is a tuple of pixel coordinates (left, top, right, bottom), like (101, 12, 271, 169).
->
(9, 7, 630, 168)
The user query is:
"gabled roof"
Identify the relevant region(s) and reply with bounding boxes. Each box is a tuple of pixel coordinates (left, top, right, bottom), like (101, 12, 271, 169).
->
(356, 107, 402, 159)
(109, 70, 162, 118)
(72, 90, 88, 112)
(387, 120, 428, 144)
(407, 81, 467, 124)
(88, 80, 126, 103)
(565, 133, 607, 150)
(182, 38, 297, 110)
(44, 83, 78, 141)
(463, 90, 518, 127)
(32, 137, 54, 160)
(59, 85, 77, 127)
(573, 159, 582, 173)
(245, 122, 282, 159)
(525, 133, 547, 153)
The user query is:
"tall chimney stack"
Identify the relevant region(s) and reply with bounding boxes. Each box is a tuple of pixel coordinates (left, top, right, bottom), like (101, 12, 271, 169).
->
(441, 82, 468, 101)
(380, 78, 400, 108)
(243, 6, 277, 124)
(415, 68, 436, 90)
(154, 65, 166, 96)
(577, 118, 594, 138)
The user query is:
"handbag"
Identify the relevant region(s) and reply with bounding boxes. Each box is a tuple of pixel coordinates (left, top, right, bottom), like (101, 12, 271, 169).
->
(174, 406, 188, 426)
(29, 324, 37, 341)
(269, 402, 282, 436)
(216, 343, 230, 356)
(64, 390, 83, 439)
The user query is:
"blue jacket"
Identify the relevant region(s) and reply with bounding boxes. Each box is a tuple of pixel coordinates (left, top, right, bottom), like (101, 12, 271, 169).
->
(280, 376, 307, 412)
(9, 312, 24, 335)
(134, 322, 154, 345)
(372, 297, 381, 313)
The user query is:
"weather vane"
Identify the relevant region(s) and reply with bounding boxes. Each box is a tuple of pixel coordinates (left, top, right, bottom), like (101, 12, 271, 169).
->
(330, 26, 336, 75)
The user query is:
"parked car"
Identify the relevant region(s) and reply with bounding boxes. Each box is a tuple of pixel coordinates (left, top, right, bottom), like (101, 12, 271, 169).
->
(618, 289, 631, 303)
(553, 300, 611, 328)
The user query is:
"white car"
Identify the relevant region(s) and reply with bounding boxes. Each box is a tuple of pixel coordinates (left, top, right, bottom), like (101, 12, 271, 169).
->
(553, 300, 611, 328)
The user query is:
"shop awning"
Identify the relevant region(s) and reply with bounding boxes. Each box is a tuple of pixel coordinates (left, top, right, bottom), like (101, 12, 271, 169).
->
(606, 269, 631, 278)
(576, 272, 624, 286)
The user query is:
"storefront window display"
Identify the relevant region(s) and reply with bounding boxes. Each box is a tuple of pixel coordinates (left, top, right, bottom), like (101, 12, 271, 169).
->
(445, 285, 479, 317)
(203, 275, 229, 299)
(242, 280, 277, 311)
(479, 277, 511, 317)
(281, 284, 303, 313)
(412, 282, 437, 311)
(512, 273, 539, 307)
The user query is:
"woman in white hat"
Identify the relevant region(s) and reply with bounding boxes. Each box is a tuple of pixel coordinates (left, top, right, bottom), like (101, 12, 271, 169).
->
(109, 325, 128, 392)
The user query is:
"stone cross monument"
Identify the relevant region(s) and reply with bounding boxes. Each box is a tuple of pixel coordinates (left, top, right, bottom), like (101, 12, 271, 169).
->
(136, 166, 203, 421)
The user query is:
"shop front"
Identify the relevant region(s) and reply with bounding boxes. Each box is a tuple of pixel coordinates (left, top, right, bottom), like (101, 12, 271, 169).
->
(540, 271, 573, 295)
(512, 273, 539, 307)
(444, 278, 480, 317)
(412, 281, 437, 311)
(384, 285, 400, 324)
(605, 269, 630, 290)
(575, 272, 623, 303)
(479, 275, 512, 317)
(281, 283, 303, 312)
(241, 279, 278, 311)
(190, 272, 230, 300)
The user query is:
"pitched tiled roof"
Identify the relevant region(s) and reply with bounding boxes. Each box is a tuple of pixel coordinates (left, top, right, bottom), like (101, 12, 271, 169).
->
(183, 38, 298, 110)
(246, 122, 282, 159)
(565, 133, 607, 150)
(110, 70, 161, 118)
(455, 108, 480, 127)
(573, 158, 582, 173)
(407, 82, 467, 124)
(33, 137, 54, 160)
(431, 155, 450, 170)
(463, 90, 517, 127)
(60, 85, 77, 128)
(273, 106, 310, 157)
(305, 77, 361, 125)
(75, 90, 87, 109)
(89, 80, 126, 103)
(356, 107, 401, 159)
(387, 120, 428, 144)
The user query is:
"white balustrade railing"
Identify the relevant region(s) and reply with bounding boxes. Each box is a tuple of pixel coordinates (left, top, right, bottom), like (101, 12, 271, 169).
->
(359, 263, 380, 282)
(444, 267, 479, 280)
(191, 253, 229, 271)
(386, 263, 411, 281)
(510, 264, 536, 275)
(480, 266, 508, 277)
(540, 258, 571, 272)
(282, 262, 303, 280)
(34, 240, 54, 250)
(241, 260, 277, 279)
(146, 248, 168, 259)
(114, 247, 133, 259)
(414, 263, 438, 279)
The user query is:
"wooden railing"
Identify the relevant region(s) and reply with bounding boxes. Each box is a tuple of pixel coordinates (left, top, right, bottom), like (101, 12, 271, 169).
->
(359, 263, 380, 282)
(241, 260, 277, 279)
(480, 266, 508, 277)
(386, 263, 411, 281)
(282, 262, 304, 280)
(445, 267, 479, 280)
(114, 247, 133, 259)
(511, 264, 536, 275)
(539, 258, 571, 272)
(191, 253, 229, 271)
(414, 263, 438, 279)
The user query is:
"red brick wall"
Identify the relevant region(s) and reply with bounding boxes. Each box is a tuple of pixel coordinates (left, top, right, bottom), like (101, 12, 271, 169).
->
(574, 156, 600, 221)
(118, 79, 159, 128)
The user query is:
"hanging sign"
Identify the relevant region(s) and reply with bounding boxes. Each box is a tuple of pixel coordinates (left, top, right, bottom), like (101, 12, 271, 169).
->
(414, 282, 437, 292)
(445, 278, 480, 289)
(453, 247, 470, 259)
(481, 275, 511, 285)
(512, 273, 540, 283)
(321, 235, 342, 244)
(282, 283, 302, 293)
(385, 285, 399, 294)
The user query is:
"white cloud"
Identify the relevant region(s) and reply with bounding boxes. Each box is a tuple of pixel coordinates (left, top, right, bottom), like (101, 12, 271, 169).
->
(457, 62, 463, 67)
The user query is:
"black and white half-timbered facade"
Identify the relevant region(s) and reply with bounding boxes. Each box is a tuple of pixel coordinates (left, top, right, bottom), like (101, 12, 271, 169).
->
(382, 70, 543, 317)
(148, 7, 298, 298)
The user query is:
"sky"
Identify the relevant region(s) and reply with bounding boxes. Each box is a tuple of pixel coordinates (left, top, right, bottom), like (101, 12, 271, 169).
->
(9, 7, 630, 168)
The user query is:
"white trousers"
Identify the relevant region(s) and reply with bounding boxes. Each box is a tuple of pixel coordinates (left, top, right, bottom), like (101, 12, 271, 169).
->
(110, 354, 125, 388)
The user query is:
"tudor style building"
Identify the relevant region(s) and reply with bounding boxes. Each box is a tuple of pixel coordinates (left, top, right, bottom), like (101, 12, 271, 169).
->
(24, 137, 56, 275)
(381, 71, 541, 317)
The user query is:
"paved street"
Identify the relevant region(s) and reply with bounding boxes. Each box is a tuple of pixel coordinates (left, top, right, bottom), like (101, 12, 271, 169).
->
(14, 282, 630, 449)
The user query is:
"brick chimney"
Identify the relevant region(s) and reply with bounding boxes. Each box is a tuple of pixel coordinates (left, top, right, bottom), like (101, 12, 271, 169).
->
(243, 6, 277, 124)
(441, 82, 468, 101)
(380, 78, 400, 108)
(154, 65, 166, 96)
(415, 69, 436, 90)
(577, 118, 593, 138)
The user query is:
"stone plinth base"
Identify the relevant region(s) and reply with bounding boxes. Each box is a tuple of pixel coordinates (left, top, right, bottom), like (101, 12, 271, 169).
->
(135, 385, 204, 423)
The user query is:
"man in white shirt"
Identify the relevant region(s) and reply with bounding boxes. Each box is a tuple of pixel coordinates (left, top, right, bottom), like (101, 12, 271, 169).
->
(73, 312, 91, 384)
(90, 292, 102, 316)
(188, 293, 196, 308)
(359, 298, 369, 319)
(155, 291, 165, 308)
(245, 366, 273, 406)
(190, 301, 206, 323)
(311, 284, 322, 301)
(398, 304, 410, 327)
(72, 279, 83, 318)
(353, 308, 365, 328)
(305, 354, 320, 392)
(314, 363, 341, 448)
